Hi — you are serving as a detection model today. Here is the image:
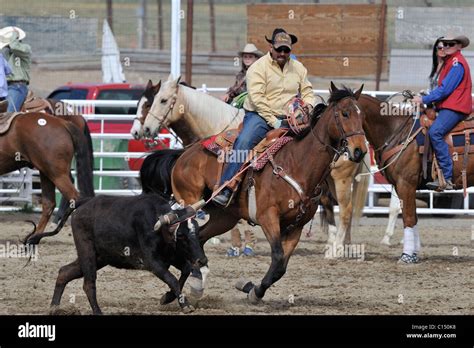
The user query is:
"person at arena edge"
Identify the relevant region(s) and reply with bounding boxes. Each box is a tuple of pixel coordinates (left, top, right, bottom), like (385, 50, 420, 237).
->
(428, 37, 447, 93)
(220, 43, 263, 105)
(0, 49, 12, 104)
(0, 26, 31, 112)
(220, 43, 263, 257)
(212, 28, 316, 206)
(412, 34, 472, 191)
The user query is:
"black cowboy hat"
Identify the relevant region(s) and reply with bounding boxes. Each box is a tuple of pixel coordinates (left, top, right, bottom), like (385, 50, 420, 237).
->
(265, 28, 298, 49)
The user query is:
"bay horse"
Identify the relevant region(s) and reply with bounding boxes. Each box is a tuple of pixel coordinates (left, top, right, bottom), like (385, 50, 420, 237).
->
(141, 83, 367, 303)
(358, 94, 474, 262)
(141, 74, 370, 252)
(0, 111, 94, 245)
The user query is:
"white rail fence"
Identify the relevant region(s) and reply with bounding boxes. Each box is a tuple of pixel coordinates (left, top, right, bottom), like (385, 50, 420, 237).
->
(0, 88, 473, 215)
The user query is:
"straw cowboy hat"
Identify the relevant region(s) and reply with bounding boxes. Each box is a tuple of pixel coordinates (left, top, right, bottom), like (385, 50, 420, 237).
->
(265, 28, 298, 49)
(0, 26, 26, 49)
(238, 43, 264, 58)
(440, 34, 470, 48)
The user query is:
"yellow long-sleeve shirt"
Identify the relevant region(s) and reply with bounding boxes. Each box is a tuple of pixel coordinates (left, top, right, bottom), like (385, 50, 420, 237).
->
(243, 52, 316, 128)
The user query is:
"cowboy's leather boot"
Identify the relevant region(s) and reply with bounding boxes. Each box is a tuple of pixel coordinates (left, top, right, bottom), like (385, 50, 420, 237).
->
(212, 187, 233, 206)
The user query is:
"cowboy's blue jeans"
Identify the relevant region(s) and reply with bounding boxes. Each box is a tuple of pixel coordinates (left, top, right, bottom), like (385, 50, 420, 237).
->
(220, 111, 272, 185)
(428, 108, 466, 181)
(7, 82, 28, 112)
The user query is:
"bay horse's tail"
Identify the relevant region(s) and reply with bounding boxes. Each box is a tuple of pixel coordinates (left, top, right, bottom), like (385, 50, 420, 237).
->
(140, 149, 185, 198)
(351, 153, 371, 232)
(64, 122, 95, 198)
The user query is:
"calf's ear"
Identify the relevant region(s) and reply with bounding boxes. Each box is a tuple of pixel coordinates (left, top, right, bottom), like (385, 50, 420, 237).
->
(158, 224, 177, 244)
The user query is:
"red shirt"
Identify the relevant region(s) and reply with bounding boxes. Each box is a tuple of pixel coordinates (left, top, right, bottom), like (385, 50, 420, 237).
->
(437, 51, 472, 115)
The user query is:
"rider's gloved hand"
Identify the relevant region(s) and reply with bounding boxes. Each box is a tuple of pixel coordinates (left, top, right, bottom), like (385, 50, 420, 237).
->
(273, 119, 290, 129)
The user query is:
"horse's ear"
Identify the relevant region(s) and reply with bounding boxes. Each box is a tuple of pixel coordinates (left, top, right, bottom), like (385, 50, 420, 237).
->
(154, 80, 161, 93)
(146, 79, 153, 90)
(167, 73, 173, 81)
(354, 84, 364, 100)
(330, 81, 338, 93)
(176, 75, 182, 85)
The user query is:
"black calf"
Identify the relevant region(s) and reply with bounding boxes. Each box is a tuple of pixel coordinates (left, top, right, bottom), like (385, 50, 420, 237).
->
(50, 193, 207, 314)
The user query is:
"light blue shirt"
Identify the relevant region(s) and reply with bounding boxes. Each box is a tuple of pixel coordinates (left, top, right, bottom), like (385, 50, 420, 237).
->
(0, 54, 12, 98)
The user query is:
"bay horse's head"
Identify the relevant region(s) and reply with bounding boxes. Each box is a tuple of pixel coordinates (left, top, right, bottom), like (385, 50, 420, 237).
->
(324, 82, 367, 162)
(143, 74, 182, 138)
(131, 79, 161, 140)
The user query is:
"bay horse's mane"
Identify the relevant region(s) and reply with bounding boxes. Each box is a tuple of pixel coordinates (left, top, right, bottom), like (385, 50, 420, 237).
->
(327, 85, 356, 104)
(293, 85, 355, 140)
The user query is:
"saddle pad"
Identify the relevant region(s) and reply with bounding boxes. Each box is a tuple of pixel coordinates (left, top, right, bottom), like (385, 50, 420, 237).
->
(201, 134, 294, 171)
(201, 135, 221, 155)
(252, 136, 293, 171)
(0, 112, 22, 135)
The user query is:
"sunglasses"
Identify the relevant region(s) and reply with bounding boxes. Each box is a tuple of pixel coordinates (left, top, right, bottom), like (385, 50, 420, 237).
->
(274, 46, 291, 53)
(442, 42, 457, 48)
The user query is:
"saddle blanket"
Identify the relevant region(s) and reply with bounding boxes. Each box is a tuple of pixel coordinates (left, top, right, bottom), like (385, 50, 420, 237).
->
(0, 112, 22, 135)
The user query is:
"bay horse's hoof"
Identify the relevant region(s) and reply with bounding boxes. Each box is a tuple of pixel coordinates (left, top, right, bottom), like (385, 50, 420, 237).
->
(235, 278, 254, 293)
(188, 275, 204, 298)
(247, 286, 262, 304)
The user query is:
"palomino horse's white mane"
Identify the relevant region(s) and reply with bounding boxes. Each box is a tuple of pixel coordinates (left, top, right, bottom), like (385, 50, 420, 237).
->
(176, 83, 244, 138)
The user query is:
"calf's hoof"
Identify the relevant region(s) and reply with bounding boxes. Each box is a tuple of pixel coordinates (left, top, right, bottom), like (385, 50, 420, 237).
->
(235, 278, 255, 294)
(49, 304, 81, 315)
(160, 291, 176, 305)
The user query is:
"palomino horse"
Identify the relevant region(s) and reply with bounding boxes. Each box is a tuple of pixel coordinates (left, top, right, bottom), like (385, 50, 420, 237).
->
(358, 94, 474, 262)
(141, 83, 367, 303)
(142, 74, 370, 251)
(0, 111, 94, 244)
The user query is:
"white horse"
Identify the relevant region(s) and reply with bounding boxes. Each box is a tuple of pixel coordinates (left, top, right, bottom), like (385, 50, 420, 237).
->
(142, 74, 370, 255)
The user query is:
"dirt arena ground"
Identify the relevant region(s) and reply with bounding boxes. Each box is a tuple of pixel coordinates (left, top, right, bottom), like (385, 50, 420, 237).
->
(0, 212, 472, 315)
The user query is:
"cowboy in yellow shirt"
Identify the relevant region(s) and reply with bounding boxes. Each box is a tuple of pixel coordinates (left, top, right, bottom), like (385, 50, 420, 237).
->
(213, 28, 316, 206)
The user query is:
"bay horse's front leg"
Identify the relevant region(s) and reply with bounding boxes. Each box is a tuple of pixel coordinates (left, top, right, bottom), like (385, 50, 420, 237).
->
(236, 208, 302, 303)
(394, 181, 420, 263)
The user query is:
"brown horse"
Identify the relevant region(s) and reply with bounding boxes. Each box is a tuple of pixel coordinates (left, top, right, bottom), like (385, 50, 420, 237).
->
(130, 80, 162, 140)
(0, 111, 94, 245)
(142, 83, 367, 303)
(358, 94, 474, 262)
(141, 74, 370, 253)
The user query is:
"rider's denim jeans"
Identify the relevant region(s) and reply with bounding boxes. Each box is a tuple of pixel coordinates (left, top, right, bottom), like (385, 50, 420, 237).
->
(7, 82, 28, 112)
(220, 111, 272, 185)
(428, 108, 466, 181)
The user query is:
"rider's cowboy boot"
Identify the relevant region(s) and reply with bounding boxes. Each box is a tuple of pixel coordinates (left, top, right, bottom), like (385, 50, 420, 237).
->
(212, 187, 233, 206)
(426, 179, 454, 191)
(212, 178, 241, 207)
